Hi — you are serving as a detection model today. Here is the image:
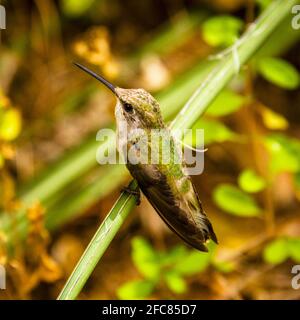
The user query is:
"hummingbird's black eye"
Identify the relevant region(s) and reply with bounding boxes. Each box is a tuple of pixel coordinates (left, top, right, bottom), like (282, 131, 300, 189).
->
(123, 103, 134, 113)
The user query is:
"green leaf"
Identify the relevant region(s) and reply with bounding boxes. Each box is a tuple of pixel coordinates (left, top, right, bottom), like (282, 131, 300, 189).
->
(213, 184, 262, 217)
(164, 271, 187, 294)
(185, 119, 236, 146)
(206, 90, 245, 116)
(60, 0, 95, 17)
(173, 249, 212, 275)
(202, 15, 244, 47)
(257, 57, 300, 90)
(131, 237, 160, 280)
(263, 238, 289, 265)
(288, 238, 300, 262)
(238, 169, 267, 193)
(117, 280, 154, 300)
(264, 134, 300, 174)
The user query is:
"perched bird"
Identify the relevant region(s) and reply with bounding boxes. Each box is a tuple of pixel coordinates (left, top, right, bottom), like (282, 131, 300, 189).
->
(74, 62, 218, 251)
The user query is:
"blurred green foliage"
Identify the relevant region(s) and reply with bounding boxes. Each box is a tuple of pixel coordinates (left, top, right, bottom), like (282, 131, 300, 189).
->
(202, 16, 244, 47)
(263, 237, 300, 265)
(117, 237, 216, 299)
(206, 90, 245, 117)
(238, 170, 267, 193)
(191, 119, 237, 145)
(264, 134, 300, 175)
(213, 184, 262, 217)
(257, 57, 300, 89)
(60, 0, 96, 17)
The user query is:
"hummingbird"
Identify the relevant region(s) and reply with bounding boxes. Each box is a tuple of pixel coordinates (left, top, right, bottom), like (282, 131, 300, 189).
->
(74, 62, 218, 252)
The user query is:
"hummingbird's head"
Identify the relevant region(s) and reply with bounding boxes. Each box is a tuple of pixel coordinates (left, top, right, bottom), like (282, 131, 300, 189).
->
(74, 62, 164, 129)
(114, 87, 164, 128)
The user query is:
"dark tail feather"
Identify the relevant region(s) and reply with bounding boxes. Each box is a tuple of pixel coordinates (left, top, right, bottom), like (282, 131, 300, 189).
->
(204, 217, 218, 244)
(192, 241, 209, 252)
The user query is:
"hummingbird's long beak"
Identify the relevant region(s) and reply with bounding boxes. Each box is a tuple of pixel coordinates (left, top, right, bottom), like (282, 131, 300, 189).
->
(73, 62, 116, 95)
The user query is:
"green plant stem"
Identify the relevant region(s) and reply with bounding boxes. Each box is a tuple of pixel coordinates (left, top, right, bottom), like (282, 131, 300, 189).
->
(57, 0, 297, 300)
(57, 180, 139, 300)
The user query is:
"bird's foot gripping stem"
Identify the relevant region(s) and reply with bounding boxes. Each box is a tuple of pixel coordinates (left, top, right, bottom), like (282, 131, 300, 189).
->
(121, 186, 141, 205)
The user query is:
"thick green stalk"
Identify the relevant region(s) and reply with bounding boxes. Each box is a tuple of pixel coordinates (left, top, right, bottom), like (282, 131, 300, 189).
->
(58, 0, 298, 300)
(57, 180, 139, 300)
